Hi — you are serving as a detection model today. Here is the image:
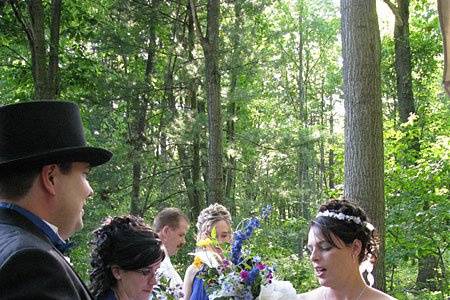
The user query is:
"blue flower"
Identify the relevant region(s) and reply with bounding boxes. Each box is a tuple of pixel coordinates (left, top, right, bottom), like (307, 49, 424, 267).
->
(246, 266, 260, 285)
(261, 205, 272, 219)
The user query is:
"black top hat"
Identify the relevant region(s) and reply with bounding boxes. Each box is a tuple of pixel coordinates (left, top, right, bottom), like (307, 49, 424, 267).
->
(0, 101, 112, 171)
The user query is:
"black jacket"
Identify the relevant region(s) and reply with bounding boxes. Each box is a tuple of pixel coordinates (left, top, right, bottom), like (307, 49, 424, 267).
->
(0, 208, 93, 299)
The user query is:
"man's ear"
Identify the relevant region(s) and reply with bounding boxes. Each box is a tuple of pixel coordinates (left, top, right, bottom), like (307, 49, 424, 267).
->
(161, 225, 171, 238)
(40, 164, 58, 196)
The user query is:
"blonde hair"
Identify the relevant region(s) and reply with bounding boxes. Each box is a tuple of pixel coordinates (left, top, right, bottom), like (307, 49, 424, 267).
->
(196, 203, 231, 241)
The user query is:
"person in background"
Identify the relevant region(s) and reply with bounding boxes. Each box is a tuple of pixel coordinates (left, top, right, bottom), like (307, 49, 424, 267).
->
(297, 199, 396, 300)
(183, 203, 233, 300)
(0, 101, 112, 299)
(153, 207, 190, 288)
(90, 215, 165, 300)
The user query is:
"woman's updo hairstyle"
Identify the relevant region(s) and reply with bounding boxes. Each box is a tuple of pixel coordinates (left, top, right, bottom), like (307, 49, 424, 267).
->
(196, 203, 232, 241)
(89, 215, 165, 298)
(311, 199, 379, 263)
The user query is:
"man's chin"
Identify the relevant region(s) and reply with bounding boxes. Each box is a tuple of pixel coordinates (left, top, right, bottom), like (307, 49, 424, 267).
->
(74, 220, 83, 234)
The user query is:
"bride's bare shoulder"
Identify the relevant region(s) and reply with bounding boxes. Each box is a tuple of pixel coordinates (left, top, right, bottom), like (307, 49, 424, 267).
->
(366, 286, 397, 300)
(297, 287, 322, 299)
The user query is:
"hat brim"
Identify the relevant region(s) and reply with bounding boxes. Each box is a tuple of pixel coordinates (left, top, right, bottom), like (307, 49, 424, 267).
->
(0, 146, 112, 171)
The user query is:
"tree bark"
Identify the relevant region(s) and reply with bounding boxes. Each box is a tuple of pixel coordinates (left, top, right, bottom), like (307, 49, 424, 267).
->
(296, 0, 312, 258)
(190, 0, 223, 204)
(48, 0, 62, 99)
(438, 0, 450, 96)
(393, 0, 415, 124)
(328, 96, 335, 189)
(129, 0, 160, 216)
(341, 0, 386, 290)
(28, 0, 48, 99)
(180, 1, 203, 220)
(224, 1, 243, 216)
(11, 0, 61, 100)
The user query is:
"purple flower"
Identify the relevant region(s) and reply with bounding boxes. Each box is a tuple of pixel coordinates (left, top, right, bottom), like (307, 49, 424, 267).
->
(222, 259, 230, 268)
(240, 270, 249, 280)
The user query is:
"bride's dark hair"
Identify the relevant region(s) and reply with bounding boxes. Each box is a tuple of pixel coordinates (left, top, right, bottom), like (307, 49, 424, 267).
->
(311, 199, 379, 263)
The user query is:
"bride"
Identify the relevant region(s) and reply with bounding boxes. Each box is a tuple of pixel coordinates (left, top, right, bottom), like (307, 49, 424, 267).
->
(183, 203, 233, 300)
(297, 199, 396, 300)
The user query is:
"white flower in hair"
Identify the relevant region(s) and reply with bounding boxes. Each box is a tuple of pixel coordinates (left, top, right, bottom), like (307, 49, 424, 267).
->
(364, 221, 375, 232)
(316, 210, 363, 225)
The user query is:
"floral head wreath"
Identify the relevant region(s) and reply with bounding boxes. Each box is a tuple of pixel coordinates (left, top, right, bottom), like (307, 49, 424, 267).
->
(315, 210, 375, 232)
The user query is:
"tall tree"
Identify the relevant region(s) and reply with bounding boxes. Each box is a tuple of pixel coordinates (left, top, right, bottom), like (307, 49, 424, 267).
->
(127, 0, 160, 216)
(296, 0, 310, 257)
(224, 1, 244, 216)
(385, 1, 439, 288)
(438, 0, 450, 97)
(384, 0, 415, 124)
(175, 1, 203, 220)
(8, 0, 61, 99)
(341, 0, 386, 290)
(190, 0, 223, 204)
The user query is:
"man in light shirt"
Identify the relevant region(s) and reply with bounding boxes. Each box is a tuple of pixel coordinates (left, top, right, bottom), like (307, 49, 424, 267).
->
(153, 207, 190, 288)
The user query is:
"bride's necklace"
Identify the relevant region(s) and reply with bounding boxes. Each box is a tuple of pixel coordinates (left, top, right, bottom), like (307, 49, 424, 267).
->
(323, 285, 367, 300)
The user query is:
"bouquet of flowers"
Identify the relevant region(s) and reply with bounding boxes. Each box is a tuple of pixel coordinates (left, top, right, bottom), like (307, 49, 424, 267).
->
(193, 205, 297, 300)
(152, 275, 184, 300)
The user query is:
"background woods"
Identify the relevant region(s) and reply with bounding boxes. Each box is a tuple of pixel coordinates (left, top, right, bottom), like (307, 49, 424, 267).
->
(0, 0, 448, 299)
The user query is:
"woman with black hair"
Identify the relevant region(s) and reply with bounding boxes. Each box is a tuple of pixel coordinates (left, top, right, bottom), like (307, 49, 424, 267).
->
(298, 199, 395, 300)
(89, 215, 165, 300)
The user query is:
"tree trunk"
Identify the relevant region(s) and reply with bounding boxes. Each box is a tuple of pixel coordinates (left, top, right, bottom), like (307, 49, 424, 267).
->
(387, 1, 438, 286)
(328, 96, 335, 189)
(11, 0, 61, 99)
(186, 1, 203, 219)
(296, 0, 311, 258)
(48, 0, 62, 99)
(129, 0, 159, 216)
(224, 1, 243, 217)
(416, 256, 439, 290)
(438, 0, 450, 96)
(393, 0, 415, 124)
(28, 0, 48, 99)
(319, 79, 326, 190)
(190, 0, 223, 204)
(341, 0, 386, 290)
(205, 0, 223, 205)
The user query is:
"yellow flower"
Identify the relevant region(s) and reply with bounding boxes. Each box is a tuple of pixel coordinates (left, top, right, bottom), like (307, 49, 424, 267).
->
(193, 256, 203, 269)
(196, 238, 212, 247)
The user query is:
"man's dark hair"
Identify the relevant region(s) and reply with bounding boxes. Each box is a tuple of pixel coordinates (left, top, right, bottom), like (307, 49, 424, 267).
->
(0, 162, 73, 200)
(153, 207, 189, 233)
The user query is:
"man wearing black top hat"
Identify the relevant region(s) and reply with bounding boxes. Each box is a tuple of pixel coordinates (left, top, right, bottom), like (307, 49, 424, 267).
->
(0, 101, 112, 299)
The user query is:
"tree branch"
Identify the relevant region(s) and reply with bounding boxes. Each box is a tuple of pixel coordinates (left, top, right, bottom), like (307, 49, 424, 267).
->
(9, 0, 34, 45)
(383, 0, 403, 26)
(0, 44, 30, 65)
(189, 0, 208, 49)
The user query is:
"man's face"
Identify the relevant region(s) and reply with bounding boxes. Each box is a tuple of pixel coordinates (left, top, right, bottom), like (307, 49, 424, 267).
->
(162, 218, 189, 256)
(52, 162, 93, 239)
